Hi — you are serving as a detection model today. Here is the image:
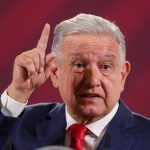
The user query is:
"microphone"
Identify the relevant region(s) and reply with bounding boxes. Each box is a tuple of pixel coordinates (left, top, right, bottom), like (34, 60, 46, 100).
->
(35, 146, 73, 150)
(104, 134, 111, 150)
(2, 137, 14, 150)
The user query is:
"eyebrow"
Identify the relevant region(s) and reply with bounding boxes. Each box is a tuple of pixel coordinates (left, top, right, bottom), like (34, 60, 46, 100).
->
(68, 53, 83, 58)
(68, 53, 116, 60)
(101, 54, 116, 59)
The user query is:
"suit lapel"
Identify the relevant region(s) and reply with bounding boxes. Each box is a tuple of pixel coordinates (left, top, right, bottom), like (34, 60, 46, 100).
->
(35, 101, 136, 149)
(36, 104, 66, 147)
(97, 101, 135, 150)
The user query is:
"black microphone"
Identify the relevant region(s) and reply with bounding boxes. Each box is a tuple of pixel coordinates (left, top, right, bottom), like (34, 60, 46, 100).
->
(104, 134, 111, 150)
(2, 137, 14, 150)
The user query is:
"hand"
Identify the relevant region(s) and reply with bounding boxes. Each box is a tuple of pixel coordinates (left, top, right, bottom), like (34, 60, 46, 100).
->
(7, 24, 55, 103)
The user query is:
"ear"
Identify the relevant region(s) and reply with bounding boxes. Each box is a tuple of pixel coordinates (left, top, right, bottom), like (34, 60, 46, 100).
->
(120, 61, 131, 91)
(49, 57, 59, 88)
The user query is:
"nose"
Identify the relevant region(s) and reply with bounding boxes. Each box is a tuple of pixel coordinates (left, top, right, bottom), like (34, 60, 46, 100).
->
(84, 66, 102, 88)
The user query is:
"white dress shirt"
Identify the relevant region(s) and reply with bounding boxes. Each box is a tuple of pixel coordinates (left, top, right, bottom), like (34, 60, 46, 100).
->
(65, 104, 119, 150)
(0, 90, 119, 150)
(1, 90, 27, 117)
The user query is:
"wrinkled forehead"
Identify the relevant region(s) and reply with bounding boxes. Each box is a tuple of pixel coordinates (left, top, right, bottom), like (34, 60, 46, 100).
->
(62, 33, 119, 52)
(61, 33, 120, 59)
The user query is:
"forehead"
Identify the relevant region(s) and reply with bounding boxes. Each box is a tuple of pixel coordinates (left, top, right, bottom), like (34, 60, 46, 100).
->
(62, 33, 120, 58)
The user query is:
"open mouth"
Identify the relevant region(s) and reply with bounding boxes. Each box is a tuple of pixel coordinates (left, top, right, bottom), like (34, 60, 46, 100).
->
(79, 93, 101, 98)
(78, 92, 104, 102)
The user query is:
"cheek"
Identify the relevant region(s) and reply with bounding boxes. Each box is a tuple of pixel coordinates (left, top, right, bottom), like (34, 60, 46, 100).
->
(58, 70, 83, 101)
(102, 75, 122, 103)
(72, 74, 84, 90)
(58, 72, 72, 94)
(107, 72, 123, 90)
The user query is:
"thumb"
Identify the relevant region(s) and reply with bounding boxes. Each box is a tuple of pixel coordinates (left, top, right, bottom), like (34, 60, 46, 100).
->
(44, 52, 56, 79)
(45, 52, 56, 67)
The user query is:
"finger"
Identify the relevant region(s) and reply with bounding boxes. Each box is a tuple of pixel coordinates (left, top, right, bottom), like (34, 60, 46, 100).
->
(22, 50, 40, 73)
(32, 48, 46, 73)
(16, 55, 36, 77)
(37, 23, 50, 52)
(38, 50, 45, 73)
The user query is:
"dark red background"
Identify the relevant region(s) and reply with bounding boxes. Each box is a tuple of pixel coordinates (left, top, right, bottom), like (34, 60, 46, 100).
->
(0, 0, 150, 117)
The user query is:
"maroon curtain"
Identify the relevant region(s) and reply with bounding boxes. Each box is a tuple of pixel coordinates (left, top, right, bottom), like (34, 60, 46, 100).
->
(0, 0, 150, 117)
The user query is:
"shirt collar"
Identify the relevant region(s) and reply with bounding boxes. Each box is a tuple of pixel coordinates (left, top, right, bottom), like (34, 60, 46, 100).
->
(65, 102, 119, 137)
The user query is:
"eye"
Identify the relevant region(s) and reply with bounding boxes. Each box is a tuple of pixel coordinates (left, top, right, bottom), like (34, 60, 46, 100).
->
(101, 64, 110, 70)
(73, 62, 86, 72)
(100, 63, 113, 75)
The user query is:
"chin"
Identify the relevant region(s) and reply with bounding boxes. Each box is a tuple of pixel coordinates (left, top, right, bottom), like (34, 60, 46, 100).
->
(78, 106, 107, 119)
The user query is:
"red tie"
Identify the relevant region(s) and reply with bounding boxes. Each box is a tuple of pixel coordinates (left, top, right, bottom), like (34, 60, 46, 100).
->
(69, 123, 87, 150)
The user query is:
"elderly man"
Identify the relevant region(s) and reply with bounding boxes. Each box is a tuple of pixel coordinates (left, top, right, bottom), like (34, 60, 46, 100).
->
(0, 14, 150, 150)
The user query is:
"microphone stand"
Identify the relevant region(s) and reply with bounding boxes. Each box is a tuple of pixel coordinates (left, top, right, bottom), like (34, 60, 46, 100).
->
(104, 134, 111, 150)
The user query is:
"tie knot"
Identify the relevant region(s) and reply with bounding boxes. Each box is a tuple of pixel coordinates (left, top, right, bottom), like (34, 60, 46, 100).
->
(69, 123, 87, 139)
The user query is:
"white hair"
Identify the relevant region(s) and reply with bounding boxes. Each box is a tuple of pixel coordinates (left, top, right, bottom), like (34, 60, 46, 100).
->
(51, 13, 126, 64)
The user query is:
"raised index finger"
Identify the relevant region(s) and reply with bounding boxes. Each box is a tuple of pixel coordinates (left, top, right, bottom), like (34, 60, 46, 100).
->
(37, 23, 50, 52)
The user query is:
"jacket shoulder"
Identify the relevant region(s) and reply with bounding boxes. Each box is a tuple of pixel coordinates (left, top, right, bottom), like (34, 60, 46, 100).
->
(25, 102, 64, 112)
(132, 112, 150, 129)
(21, 102, 64, 120)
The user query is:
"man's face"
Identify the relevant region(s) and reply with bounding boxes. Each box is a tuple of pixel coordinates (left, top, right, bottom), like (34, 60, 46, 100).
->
(51, 33, 130, 123)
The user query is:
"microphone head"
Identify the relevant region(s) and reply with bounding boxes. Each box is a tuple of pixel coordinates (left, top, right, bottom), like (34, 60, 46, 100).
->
(35, 146, 73, 150)
(104, 134, 111, 149)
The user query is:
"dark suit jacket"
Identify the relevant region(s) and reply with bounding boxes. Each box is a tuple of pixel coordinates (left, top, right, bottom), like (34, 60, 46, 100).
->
(0, 100, 150, 150)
